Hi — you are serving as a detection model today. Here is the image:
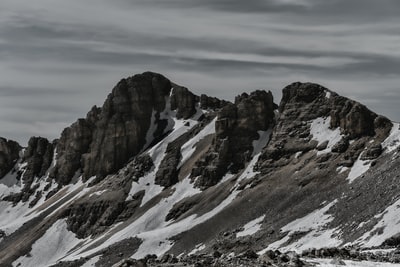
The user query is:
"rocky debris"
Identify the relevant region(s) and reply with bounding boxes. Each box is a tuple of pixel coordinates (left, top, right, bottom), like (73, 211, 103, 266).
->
(331, 137, 349, 153)
(49, 259, 87, 267)
(113, 258, 147, 267)
(302, 247, 400, 264)
(129, 250, 308, 267)
(94, 238, 142, 267)
(63, 200, 127, 238)
(193, 90, 275, 188)
(51, 238, 143, 267)
(0, 137, 20, 178)
(165, 198, 197, 221)
(112, 154, 154, 184)
(360, 144, 383, 160)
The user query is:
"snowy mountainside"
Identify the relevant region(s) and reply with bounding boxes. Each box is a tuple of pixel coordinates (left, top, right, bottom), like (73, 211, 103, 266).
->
(1, 72, 400, 266)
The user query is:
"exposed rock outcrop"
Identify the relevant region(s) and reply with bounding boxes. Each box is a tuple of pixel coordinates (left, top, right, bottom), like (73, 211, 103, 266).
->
(260, 82, 392, 171)
(193, 90, 275, 188)
(49, 72, 229, 186)
(3, 137, 54, 204)
(23, 137, 54, 186)
(0, 138, 20, 178)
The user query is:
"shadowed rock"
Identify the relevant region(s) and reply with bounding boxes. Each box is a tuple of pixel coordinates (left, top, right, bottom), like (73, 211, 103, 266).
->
(0, 138, 20, 178)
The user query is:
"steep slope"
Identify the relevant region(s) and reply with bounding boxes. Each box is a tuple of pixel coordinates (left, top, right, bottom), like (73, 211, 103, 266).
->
(1, 73, 400, 267)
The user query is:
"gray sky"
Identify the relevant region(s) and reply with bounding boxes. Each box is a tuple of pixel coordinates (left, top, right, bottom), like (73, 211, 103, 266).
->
(1, 0, 400, 145)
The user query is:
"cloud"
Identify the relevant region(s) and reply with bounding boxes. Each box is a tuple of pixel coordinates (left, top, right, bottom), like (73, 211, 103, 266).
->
(0, 0, 399, 144)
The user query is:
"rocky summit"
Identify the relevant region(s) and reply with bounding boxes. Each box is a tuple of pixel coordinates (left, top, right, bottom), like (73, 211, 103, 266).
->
(1, 72, 400, 267)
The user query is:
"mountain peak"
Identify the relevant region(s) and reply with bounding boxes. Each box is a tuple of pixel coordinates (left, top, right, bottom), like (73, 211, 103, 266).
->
(1, 73, 400, 266)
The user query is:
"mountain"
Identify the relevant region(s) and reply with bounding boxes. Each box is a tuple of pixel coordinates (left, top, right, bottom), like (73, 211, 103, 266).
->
(1, 72, 400, 267)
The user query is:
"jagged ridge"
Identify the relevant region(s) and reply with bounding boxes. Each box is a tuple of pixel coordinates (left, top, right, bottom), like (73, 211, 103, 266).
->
(0, 72, 400, 267)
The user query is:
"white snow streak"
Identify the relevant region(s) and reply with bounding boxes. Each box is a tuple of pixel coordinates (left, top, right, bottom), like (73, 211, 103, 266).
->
(188, 244, 206, 255)
(346, 155, 371, 183)
(179, 117, 216, 168)
(383, 122, 400, 153)
(12, 219, 84, 267)
(81, 256, 101, 267)
(310, 117, 342, 155)
(236, 215, 265, 237)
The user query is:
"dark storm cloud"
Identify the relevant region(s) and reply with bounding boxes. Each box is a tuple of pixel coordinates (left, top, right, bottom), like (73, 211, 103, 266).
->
(0, 0, 399, 144)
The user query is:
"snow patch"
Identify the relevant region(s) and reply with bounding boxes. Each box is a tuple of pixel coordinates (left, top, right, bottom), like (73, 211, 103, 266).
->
(236, 215, 265, 237)
(356, 198, 400, 247)
(346, 155, 371, 183)
(337, 166, 349, 174)
(188, 244, 206, 255)
(310, 117, 342, 155)
(81, 256, 101, 267)
(13, 219, 84, 267)
(220, 172, 235, 184)
(325, 91, 331, 99)
(383, 122, 400, 153)
(89, 189, 108, 197)
(294, 151, 302, 159)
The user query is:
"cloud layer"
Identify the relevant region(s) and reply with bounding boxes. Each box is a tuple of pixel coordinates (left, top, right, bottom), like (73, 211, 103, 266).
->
(1, 0, 400, 144)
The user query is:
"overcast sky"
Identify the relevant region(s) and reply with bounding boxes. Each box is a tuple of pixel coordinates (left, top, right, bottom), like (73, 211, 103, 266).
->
(1, 0, 400, 145)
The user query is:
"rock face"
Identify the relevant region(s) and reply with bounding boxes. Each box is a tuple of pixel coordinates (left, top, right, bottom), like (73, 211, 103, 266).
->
(261, 82, 392, 169)
(50, 72, 219, 185)
(0, 138, 20, 178)
(193, 90, 275, 188)
(23, 137, 54, 186)
(2, 137, 54, 204)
